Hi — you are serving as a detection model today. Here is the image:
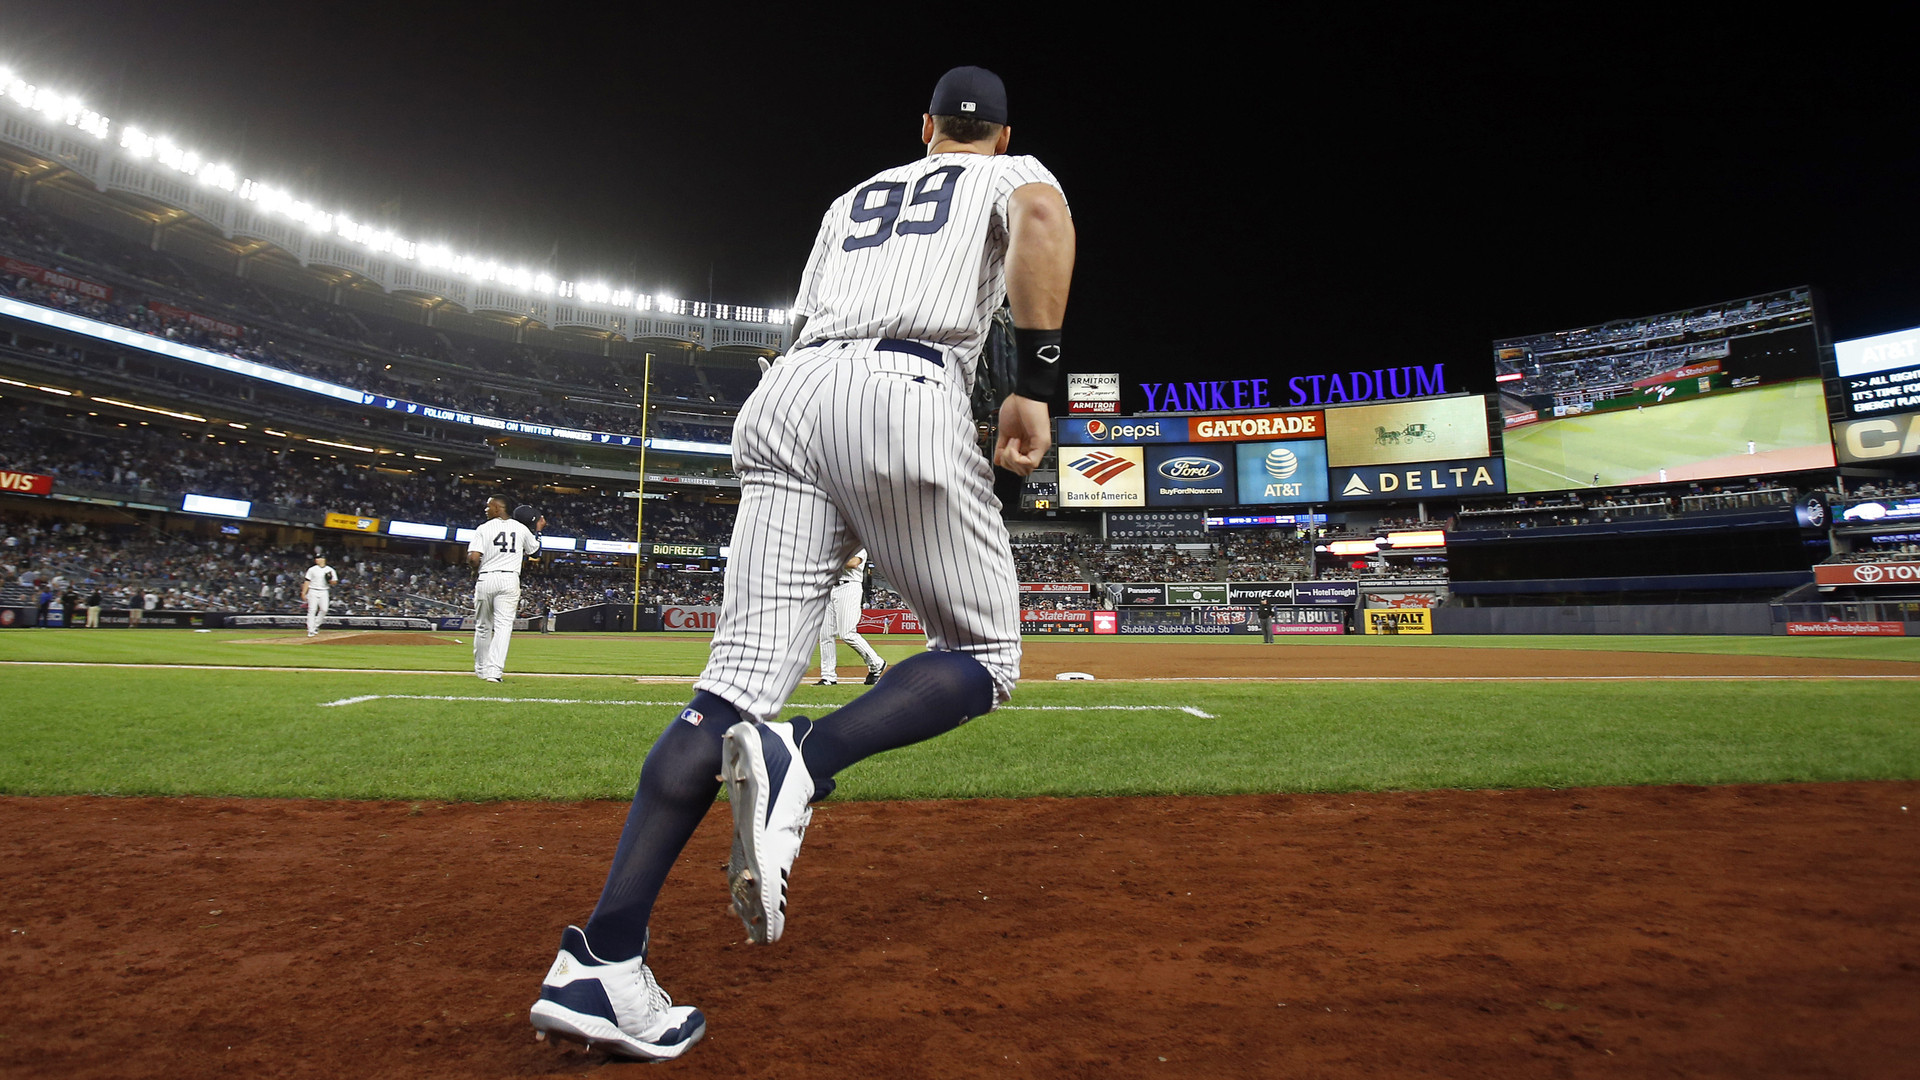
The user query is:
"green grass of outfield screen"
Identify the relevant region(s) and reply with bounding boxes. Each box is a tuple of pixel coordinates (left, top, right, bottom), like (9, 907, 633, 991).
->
(3, 630, 1916, 800)
(1503, 378, 1832, 492)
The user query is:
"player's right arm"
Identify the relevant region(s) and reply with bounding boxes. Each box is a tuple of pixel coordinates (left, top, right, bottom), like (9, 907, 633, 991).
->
(786, 206, 836, 350)
(467, 523, 486, 570)
(995, 182, 1075, 477)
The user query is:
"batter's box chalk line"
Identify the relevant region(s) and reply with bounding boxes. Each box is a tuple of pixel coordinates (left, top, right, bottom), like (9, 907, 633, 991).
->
(318, 694, 1214, 717)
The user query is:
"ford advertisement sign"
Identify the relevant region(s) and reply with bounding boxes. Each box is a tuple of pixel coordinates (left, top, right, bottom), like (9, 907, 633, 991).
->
(1145, 445, 1235, 506)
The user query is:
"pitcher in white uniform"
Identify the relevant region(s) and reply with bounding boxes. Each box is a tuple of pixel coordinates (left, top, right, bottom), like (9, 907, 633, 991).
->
(813, 549, 886, 685)
(301, 555, 337, 637)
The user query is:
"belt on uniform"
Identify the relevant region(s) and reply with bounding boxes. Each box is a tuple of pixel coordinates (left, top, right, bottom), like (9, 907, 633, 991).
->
(479, 570, 517, 574)
(876, 338, 944, 367)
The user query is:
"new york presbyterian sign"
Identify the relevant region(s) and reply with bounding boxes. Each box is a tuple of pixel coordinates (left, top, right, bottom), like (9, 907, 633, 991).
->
(1140, 364, 1449, 412)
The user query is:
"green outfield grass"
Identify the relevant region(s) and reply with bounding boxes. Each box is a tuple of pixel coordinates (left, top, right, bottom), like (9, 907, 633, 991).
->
(1504, 377, 1831, 491)
(2, 630, 1916, 799)
(6, 626, 1920, 669)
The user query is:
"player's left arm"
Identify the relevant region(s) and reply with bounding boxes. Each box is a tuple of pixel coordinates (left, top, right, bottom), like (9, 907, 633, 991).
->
(996, 181, 1075, 476)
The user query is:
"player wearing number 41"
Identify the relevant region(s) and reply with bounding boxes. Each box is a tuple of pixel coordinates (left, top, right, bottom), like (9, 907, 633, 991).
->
(468, 497, 543, 683)
(529, 65, 1072, 1062)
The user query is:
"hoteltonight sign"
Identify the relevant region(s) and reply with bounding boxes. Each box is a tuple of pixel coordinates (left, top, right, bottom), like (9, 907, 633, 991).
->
(1140, 364, 1448, 412)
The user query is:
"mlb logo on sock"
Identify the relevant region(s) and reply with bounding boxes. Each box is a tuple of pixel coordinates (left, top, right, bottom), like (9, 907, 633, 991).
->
(679, 708, 705, 726)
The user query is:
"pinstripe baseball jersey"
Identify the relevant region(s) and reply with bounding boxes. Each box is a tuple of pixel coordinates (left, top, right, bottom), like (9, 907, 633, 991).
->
(835, 550, 867, 587)
(790, 153, 1065, 389)
(469, 517, 540, 576)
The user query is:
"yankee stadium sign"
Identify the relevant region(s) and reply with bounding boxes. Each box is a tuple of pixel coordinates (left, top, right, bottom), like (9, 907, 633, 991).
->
(1140, 364, 1449, 412)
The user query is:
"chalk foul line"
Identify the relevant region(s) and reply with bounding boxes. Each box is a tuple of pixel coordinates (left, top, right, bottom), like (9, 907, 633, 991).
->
(317, 694, 1215, 718)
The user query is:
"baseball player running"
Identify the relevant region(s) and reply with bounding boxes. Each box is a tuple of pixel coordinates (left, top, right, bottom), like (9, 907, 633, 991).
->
(814, 549, 886, 685)
(468, 498, 542, 683)
(300, 555, 337, 637)
(530, 65, 1072, 1061)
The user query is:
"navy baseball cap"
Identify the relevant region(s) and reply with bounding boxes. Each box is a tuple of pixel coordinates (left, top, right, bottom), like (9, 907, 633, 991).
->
(929, 66, 1007, 125)
(512, 504, 540, 528)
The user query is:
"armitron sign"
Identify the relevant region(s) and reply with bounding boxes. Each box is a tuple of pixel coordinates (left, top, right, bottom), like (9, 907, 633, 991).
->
(1814, 561, 1920, 586)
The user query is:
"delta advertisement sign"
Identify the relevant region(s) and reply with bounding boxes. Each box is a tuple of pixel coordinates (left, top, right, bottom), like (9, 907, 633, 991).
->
(1330, 457, 1507, 501)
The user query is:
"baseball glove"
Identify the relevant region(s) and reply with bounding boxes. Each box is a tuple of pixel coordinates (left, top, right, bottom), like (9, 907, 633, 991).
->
(970, 304, 1017, 430)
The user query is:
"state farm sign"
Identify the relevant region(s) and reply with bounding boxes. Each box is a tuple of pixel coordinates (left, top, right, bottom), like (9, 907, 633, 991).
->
(1814, 561, 1920, 586)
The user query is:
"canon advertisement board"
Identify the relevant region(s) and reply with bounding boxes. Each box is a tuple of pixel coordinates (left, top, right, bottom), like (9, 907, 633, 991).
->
(1833, 411, 1920, 464)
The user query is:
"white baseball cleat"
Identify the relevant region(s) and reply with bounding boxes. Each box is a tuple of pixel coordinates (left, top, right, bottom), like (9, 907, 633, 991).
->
(722, 720, 814, 944)
(529, 926, 705, 1061)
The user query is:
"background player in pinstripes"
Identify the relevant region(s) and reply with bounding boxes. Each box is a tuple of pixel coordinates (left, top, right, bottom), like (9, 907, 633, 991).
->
(813, 548, 886, 685)
(530, 66, 1073, 1061)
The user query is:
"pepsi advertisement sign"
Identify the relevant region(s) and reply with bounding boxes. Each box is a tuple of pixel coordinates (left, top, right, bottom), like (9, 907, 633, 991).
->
(1145, 445, 1236, 506)
(1057, 417, 1187, 444)
(1234, 440, 1329, 504)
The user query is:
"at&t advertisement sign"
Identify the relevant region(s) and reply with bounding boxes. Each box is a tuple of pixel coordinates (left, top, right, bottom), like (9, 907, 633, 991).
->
(1233, 441, 1328, 504)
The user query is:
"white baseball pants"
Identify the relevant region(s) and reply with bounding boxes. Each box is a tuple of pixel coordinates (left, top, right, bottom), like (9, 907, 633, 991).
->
(816, 578, 883, 680)
(305, 591, 329, 635)
(473, 573, 521, 679)
(697, 340, 1021, 723)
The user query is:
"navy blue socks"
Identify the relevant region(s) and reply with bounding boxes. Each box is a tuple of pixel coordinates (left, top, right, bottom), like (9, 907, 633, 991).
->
(584, 690, 735, 962)
(794, 650, 995, 782)
(581, 654, 995, 962)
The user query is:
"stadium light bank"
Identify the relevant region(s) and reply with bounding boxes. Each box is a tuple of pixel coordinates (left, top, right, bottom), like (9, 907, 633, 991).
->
(0, 64, 786, 325)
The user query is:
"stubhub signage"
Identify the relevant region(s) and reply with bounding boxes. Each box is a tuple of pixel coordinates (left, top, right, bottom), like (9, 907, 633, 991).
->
(1145, 445, 1236, 506)
(1329, 457, 1506, 501)
(1056, 418, 1185, 444)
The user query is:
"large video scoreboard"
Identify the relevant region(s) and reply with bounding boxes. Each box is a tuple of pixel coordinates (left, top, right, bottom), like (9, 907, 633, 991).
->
(1490, 287, 1835, 492)
(1055, 396, 1500, 509)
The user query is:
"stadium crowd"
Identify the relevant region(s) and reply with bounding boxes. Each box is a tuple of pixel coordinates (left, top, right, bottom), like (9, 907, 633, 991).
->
(2, 207, 745, 441)
(4, 403, 736, 543)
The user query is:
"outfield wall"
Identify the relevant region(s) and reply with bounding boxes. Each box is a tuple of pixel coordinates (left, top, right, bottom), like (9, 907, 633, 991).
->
(1433, 604, 1776, 635)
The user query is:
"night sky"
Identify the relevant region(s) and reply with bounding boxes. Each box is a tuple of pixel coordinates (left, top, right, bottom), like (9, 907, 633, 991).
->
(3, 4, 1913, 410)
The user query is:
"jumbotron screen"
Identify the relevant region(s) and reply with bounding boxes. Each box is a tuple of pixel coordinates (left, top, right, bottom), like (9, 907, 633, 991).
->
(1491, 287, 1835, 492)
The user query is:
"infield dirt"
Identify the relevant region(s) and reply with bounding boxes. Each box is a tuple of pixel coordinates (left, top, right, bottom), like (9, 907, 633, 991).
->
(2, 645, 1916, 1079)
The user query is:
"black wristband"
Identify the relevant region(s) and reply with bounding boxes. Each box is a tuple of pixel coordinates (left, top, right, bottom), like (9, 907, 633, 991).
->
(1011, 327, 1063, 400)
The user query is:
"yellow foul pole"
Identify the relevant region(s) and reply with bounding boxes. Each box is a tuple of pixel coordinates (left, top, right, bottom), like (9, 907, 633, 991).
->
(631, 352, 652, 631)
